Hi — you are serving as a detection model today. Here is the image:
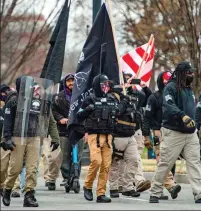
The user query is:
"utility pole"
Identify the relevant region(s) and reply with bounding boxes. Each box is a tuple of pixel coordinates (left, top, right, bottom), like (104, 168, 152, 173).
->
(92, 0, 101, 23)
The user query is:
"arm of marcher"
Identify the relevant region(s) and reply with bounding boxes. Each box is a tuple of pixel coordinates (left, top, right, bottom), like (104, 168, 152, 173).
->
(76, 96, 93, 121)
(3, 99, 16, 141)
(195, 101, 201, 130)
(48, 110, 60, 144)
(163, 85, 185, 118)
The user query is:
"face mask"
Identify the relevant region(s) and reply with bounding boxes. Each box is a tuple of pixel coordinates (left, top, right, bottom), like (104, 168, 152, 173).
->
(100, 82, 110, 94)
(186, 75, 194, 86)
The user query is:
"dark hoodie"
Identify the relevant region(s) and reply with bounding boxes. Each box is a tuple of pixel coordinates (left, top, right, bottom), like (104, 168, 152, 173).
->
(77, 74, 129, 134)
(142, 72, 168, 136)
(52, 74, 74, 136)
(162, 78, 196, 133)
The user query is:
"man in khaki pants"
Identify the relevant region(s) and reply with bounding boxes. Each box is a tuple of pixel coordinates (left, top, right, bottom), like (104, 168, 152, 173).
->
(1, 76, 55, 207)
(77, 74, 129, 203)
(143, 71, 181, 200)
(150, 61, 201, 203)
(0, 147, 21, 197)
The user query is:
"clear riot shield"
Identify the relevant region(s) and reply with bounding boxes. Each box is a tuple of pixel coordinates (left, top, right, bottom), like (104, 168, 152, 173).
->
(14, 76, 55, 144)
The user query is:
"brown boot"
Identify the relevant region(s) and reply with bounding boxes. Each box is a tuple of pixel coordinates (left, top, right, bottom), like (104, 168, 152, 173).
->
(136, 180, 151, 192)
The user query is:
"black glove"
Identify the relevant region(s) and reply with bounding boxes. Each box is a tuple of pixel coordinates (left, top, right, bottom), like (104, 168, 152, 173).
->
(85, 104, 94, 112)
(2, 139, 16, 151)
(50, 142, 59, 152)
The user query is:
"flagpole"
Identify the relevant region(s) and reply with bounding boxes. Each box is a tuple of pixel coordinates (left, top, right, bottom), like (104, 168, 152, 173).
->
(135, 34, 154, 78)
(106, 0, 126, 95)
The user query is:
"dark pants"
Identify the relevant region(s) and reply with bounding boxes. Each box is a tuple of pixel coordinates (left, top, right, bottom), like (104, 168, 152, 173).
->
(60, 136, 84, 180)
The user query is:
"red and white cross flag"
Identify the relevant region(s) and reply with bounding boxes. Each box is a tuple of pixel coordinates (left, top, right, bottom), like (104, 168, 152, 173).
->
(120, 40, 155, 87)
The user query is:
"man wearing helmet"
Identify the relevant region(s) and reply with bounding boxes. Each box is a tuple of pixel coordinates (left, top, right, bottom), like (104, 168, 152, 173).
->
(149, 61, 201, 204)
(77, 74, 129, 203)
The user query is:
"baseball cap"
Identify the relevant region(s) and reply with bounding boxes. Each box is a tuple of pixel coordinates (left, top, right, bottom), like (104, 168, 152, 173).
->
(65, 74, 74, 81)
(175, 61, 196, 73)
(0, 84, 10, 93)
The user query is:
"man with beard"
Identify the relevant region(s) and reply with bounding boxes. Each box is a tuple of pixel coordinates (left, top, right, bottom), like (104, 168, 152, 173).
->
(52, 74, 84, 192)
(143, 71, 181, 200)
(149, 61, 201, 203)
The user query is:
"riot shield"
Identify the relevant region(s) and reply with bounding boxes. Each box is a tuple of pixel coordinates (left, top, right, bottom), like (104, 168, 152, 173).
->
(14, 76, 55, 144)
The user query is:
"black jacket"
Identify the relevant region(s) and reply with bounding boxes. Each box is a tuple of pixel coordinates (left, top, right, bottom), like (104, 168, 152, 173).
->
(52, 90, 70, 136)
(162, 80, 196, 133)
(142, 72, 166, 136)
(0, 107, 4, 138)
(195, 95, 201, 130)
(77, 75, 128, 134)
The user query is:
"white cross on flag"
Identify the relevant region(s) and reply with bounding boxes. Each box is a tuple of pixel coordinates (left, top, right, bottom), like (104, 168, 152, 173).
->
(120, 41, 155, 86)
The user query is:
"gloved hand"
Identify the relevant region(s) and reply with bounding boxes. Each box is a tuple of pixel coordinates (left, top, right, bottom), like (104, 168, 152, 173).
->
(50, 141, 59, 152)
(144, 136, 153, 150)
(182, 115, 195, 128)
(2, 139, 16, 151)
(85, 104, 94, 112)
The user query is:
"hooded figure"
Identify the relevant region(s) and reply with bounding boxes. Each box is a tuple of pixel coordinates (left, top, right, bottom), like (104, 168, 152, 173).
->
(77, 74, 129, 203)
(142, 71, 172, 136)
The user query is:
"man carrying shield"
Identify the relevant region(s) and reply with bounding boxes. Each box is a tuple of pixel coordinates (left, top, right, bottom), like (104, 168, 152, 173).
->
(1, 76, 55, 207)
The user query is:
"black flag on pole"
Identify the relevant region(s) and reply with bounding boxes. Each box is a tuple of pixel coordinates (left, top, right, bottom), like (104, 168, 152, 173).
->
(40, 0, 71, 84)
(67, 3, 119, 145)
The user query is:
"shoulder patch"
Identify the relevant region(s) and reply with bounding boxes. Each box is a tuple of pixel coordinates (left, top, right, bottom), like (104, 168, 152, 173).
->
(165, 94, 172, 101)
(145, 104, 151, 111)
(197, 102, 201, 108)
(5, 108, 11, 114)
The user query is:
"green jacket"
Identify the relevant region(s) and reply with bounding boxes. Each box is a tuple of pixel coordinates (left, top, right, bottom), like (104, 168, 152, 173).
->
(48, 110, 60, 143)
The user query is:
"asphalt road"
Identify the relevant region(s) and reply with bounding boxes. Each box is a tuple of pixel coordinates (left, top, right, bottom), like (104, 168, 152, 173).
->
(1, 177, 200, 210)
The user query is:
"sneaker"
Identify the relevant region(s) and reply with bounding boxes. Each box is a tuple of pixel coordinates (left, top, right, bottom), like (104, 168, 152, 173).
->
(83, 186, 93, 201)
(149, 195, 159, 203)
(122, 189, 140, 197)
(60, 179, 68, 187)
(136, 180, 151, 192)
(168, 185, 181, 199)
(96, 195, 111, 203)
(110, 190, 119, 198)
(11, 190, 20, 198)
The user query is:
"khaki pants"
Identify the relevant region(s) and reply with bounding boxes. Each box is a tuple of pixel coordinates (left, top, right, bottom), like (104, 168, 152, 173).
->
(41, 137, 61, 182)
(134, 129, 146, 186)
(109, 136, 139, 192)
(84, 134, 112, 196)
(5, 137, 40, 193)
(154, 130, 175, 190)
(0, 148, 21, 191)
(151, 128, 201, 200)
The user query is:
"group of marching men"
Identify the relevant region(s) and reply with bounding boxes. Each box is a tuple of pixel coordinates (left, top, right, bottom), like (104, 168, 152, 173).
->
(0, 61, 201, 207)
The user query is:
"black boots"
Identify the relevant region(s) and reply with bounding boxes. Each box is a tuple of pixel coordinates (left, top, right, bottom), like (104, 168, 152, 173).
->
(195, 198, 201, 203)
(83, 186, 93, 201)
(169, 184, 181, 199)
(122, 189, 140, 197)
(11, 190, 20, 198)
(110, 190, 119, 198)
(2, 189, 12, 206)
(96, 195, 111, 203)
(46, 182, 56, 191)
(23, 190, 39, 207)
(149, 196, 159, 203)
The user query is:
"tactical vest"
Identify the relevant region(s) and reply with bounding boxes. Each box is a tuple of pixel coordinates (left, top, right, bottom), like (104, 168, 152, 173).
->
(85, 95, 118, 134)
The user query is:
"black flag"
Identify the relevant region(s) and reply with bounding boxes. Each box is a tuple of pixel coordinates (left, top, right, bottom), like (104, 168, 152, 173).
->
(40, 0, 71, 84)
(67, 3, 119, 145)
